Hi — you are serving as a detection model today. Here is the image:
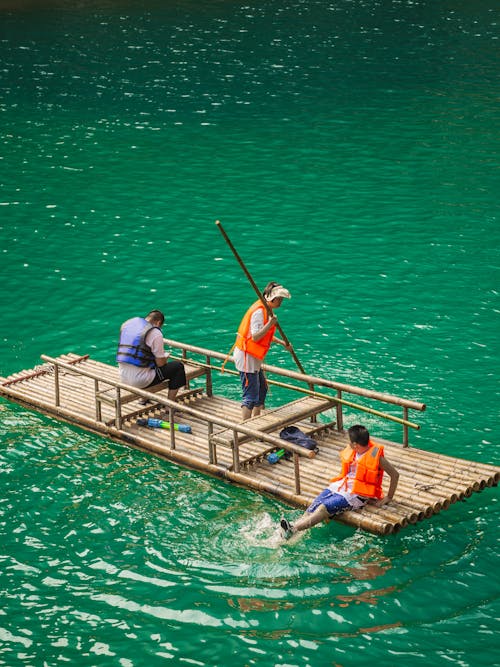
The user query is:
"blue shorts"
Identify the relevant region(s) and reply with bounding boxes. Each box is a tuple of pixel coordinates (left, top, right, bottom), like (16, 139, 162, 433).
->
(307, 489, 352, 517)
(240, 370, 267, 409)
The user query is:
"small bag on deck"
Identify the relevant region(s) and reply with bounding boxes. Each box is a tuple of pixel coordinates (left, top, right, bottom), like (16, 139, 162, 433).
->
(279, 426, 319, 454)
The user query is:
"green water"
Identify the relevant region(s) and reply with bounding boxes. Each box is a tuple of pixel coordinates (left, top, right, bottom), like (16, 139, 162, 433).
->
(0, 1, 498, 665)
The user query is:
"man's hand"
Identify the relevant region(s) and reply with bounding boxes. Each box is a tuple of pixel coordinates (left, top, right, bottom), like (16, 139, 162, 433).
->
(374, 496, 392, 507)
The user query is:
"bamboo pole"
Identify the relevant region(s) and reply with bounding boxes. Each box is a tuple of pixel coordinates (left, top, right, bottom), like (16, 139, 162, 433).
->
(215, 219, 306, 375)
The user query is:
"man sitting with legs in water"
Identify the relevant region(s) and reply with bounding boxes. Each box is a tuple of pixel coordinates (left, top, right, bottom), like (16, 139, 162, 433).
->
(280, 424, 399, 539)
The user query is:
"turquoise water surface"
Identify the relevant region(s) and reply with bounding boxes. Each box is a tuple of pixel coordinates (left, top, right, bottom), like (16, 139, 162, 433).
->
(1, 1, 499, 665)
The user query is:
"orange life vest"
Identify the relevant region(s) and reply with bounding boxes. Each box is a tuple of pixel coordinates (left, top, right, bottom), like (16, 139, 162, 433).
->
(235, 300, 276, 360)
(330, 441, 385, 499)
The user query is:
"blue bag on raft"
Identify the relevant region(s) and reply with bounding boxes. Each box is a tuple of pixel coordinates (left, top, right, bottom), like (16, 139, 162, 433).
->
(279, 426, 319, 454)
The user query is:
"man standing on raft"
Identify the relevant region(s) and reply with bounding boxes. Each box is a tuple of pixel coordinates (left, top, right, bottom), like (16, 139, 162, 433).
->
(234, 282, 292, 421)
(280, 424, 399, 539)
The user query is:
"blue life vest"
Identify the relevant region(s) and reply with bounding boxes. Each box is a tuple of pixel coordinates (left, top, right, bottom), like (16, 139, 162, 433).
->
(116, 317, 158, 368)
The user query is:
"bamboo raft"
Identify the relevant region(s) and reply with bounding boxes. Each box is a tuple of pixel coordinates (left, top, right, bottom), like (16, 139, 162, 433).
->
(1, 340, 498, 536)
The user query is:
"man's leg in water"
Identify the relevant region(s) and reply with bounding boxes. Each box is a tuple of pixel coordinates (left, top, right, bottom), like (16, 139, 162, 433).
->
(281, 504, 330, 537)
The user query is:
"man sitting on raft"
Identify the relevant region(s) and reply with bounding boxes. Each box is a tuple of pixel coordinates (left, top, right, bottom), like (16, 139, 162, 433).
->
(280, 424, 399, 539)
(116, 309, 186, 401)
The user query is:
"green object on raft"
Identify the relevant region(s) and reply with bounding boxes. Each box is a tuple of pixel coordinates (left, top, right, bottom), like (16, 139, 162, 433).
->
(136, 418, 191, 433)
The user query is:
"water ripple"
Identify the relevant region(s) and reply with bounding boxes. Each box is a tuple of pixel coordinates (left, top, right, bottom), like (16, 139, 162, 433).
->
(1, 1, 499, 665)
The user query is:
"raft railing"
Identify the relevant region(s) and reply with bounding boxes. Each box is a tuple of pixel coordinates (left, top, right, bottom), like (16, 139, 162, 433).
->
(163, 338, 426, 447)
(8, 353, 497, 536)
(38, 355, 315, 494)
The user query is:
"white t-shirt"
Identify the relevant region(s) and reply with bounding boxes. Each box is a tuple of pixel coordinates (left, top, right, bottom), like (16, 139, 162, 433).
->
(234, 307, 265, 373)
(118, 327, 169, 388)
(328, 453, 366, 509)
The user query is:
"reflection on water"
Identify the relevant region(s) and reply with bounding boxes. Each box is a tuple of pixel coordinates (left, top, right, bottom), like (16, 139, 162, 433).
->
(1, 399, 499, 663)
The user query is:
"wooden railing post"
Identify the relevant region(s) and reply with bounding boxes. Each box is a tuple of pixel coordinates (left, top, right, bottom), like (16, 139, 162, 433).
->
(182, 349, 190, 389)
(208, 421, 216, 464)
(403, 407, 409, 447)
(232, 430, 240, 473)
(169, 407, 176, 449)
(293, 453, 301, 495)
(205, 355, 213, 396)
(115, 388, 122, 430)
(95, 379, 101, 421)
(336, 389, 343, 432)
(54, 364, 60, 406)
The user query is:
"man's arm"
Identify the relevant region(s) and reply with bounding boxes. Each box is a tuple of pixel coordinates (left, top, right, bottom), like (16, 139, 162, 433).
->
(250, 308, 277, 342)
(147, 329, 169, 366)
(375, 456, 399, 507)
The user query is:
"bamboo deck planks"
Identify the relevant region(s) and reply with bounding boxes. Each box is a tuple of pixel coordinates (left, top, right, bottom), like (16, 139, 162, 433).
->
(1, 352, 498, 536)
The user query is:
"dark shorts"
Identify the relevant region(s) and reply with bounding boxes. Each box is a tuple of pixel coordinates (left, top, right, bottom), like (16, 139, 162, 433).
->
(146, 360, 186, 390)
(307, 489, 353, 517)
(240, 370, 267, 409)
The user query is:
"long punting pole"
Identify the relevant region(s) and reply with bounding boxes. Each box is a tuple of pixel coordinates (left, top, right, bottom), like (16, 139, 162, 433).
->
(215, 219, 306, 375)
